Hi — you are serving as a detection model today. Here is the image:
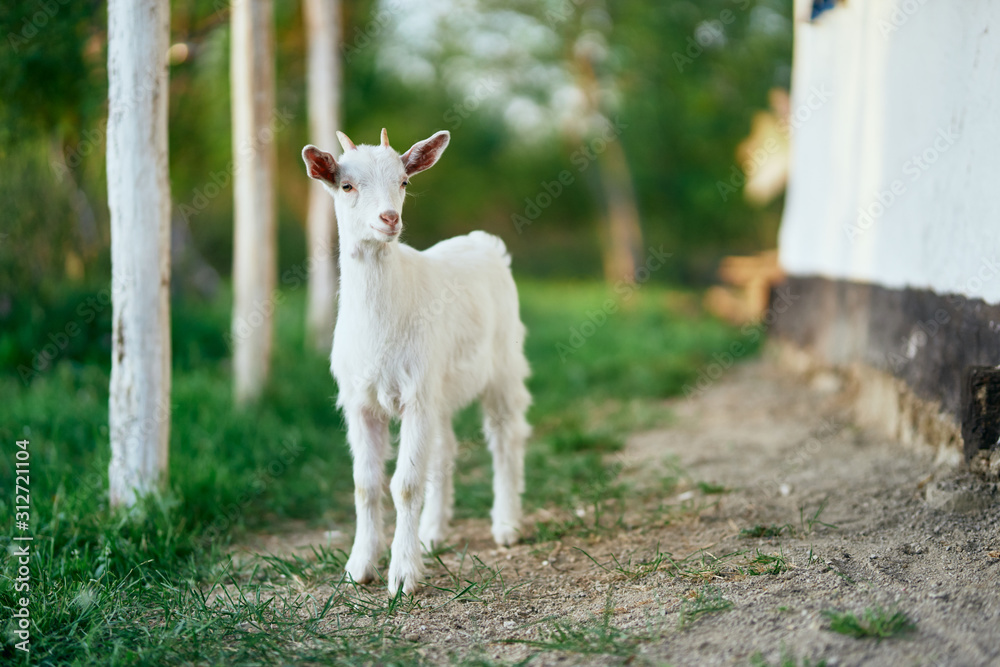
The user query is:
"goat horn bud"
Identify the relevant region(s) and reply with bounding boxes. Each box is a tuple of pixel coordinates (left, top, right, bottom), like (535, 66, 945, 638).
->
(336, 131, 357, 152)
(381, 128, 390, 147)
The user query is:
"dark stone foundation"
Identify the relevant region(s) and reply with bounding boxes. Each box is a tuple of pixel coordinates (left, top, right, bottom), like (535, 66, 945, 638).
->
(770, 275, 1000, 460)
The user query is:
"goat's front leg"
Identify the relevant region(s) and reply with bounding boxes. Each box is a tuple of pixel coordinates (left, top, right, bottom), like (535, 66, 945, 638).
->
(344, 405, 390, 585)
(388, 407, 436, 595)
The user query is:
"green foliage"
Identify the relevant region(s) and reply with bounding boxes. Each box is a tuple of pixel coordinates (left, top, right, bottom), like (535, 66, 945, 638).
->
(822, 607, 916, 640)
(611, 0, 793, 270)
(0, 0, 106, 142)
(0, 1, 793, 297)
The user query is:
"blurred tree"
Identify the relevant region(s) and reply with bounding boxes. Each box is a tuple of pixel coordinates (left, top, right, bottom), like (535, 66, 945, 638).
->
(0, 0, 795, 355)
(0, 0, 107, 288)
(374, 0, 637, 277)
(366, 0, 791, 282)
(566, 7, 644, 283)
(106, 0, 172, 506)
(610, 0, 792, 276)
(303, 0, 342, 352)
(230, 0, 277, 404)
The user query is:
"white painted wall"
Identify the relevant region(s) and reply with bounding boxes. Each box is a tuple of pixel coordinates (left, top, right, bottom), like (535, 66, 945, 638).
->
(779, 0, 1000, 304)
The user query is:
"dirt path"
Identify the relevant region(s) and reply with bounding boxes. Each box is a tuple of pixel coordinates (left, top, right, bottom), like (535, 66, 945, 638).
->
(246, 358, 1000, 666)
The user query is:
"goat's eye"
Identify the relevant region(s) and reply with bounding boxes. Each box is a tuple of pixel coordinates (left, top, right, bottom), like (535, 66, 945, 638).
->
(342, 184, 353, 192)
(401, 180, 409, 188)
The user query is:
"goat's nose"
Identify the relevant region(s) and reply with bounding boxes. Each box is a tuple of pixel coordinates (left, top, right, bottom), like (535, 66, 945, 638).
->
(380, 210, 400, 228)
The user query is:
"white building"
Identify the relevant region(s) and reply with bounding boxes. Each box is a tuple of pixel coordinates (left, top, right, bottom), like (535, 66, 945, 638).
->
(776, 0, 1000, 466)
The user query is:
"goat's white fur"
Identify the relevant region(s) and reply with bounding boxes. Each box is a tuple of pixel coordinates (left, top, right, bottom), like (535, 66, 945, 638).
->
(301, 129, 532, 595)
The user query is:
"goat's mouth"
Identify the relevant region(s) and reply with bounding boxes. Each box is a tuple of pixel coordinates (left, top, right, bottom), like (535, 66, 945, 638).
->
(369, 224, 400, 239)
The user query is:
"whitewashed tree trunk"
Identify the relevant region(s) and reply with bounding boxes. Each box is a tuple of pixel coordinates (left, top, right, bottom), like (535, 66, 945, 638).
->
(106, 0, 172, 507)
(231, 0, 277, 404)
(304, 0, 342, 352)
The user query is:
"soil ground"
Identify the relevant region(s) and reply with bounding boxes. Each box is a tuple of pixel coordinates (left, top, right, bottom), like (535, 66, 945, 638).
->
(243, 358, 1000, 666)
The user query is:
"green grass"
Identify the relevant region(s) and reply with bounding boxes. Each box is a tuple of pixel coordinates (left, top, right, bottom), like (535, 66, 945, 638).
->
(739, 499, 838, 543)
(427, 546, 528, 604)
(677, 585, 734, 630)
(505, 592, 646, 657)
(821, 606, 916, 640)
(799, 498, 838, 535)
(744, 549, 790, 576)
(740, 523, 794, 539)
(0, 279, 751, 664)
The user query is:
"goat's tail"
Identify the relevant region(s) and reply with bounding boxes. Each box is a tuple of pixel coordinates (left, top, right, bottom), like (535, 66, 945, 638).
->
(467, 230, 512, 268)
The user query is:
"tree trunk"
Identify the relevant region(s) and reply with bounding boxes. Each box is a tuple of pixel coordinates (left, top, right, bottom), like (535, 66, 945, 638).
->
(231, 0, 277, 404)
(596, 137, 644, 283)
(303, 0, 342, 352)
(106, 0, 172, 507)
(572, 51, 643, 283)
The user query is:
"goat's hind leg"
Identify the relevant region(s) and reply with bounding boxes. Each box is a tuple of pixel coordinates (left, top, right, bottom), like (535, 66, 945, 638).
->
(419, 417, 457, 550)
(344, 405, 390, 585)
(482, 381, 531, 547)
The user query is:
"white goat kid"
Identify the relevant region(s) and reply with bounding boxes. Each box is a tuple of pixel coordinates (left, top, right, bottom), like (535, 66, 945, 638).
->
(301, 128, 532, 595)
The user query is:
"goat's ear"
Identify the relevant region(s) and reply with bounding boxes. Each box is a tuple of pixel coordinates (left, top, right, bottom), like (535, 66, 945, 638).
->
(401, 131, 450, 176)
(301, 145, 338, 184)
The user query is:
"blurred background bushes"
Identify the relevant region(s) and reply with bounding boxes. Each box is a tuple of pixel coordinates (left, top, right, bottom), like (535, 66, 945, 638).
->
(0, 0, 791, 373)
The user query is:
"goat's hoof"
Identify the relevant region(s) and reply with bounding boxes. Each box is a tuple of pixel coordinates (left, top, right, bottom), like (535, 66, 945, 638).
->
(492, 525, 520, 548)
(344, 555, 378, 585)
(387, 558, 422, 596)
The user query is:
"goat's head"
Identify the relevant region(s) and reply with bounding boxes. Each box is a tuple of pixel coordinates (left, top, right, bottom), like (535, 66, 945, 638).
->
(301, 128, 450, 244)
